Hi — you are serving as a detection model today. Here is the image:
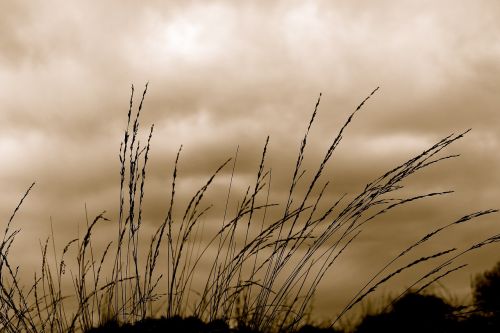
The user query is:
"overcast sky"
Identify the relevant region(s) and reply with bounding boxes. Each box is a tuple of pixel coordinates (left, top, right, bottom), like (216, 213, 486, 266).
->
(1, 0, 499, 322)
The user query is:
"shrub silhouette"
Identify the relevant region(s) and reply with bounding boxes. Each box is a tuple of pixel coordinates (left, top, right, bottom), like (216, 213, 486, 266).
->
(354, 292, 458, 333)
(473, 261, 500, 316)
(462, 260, 500, 332)
(352, 261, 500, 333)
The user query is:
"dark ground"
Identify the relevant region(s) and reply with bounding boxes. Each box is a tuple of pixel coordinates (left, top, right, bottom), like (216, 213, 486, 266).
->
(87, 261, 500, 332)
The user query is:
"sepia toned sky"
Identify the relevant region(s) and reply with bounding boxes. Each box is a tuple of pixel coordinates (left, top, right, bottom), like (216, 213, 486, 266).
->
(1, 0, 499, 321)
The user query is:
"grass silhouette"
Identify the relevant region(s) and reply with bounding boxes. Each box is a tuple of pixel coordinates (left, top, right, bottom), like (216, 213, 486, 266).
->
(0, 85, 498, 332)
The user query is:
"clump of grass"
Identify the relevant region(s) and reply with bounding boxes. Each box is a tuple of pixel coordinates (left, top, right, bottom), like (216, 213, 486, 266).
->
(0, 85, 498, 333)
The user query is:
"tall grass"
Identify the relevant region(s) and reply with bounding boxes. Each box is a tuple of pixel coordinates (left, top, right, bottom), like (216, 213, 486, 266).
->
(0, 85, 498, 333)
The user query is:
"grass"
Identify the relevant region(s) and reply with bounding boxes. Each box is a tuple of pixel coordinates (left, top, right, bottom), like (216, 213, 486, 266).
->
(0, 84, 498, 332)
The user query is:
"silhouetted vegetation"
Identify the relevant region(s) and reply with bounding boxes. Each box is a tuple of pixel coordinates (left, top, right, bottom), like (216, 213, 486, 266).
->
(464, 260, 500, 332)
(352, 261, 500, 333)
(86, 316, 230, 333)
(85, 262, 500, 333)
(473, 261, 500, 316)
(1, 85, 498, 332)
(355, 293, 457, 333)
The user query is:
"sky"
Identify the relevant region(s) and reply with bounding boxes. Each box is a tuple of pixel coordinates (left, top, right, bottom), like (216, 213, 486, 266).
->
(1, 0, 499, 323)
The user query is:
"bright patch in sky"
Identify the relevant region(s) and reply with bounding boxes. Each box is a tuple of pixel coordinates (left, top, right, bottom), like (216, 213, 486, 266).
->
(163, 19, 203, 57)
(359, 134, 433, 155)
(149, 5, 234, 62)
(0, 132, 46, 173)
